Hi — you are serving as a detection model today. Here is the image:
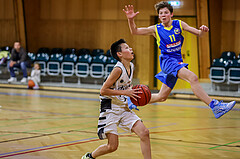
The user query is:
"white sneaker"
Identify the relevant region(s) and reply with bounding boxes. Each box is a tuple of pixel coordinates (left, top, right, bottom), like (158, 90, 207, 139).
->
(8, 77, 17, 83)
(20, 77, 27, 83)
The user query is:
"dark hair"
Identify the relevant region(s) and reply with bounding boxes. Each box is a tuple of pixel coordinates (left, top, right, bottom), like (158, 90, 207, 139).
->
(110, 39, 126, 61)
(155, 1, 173, 14)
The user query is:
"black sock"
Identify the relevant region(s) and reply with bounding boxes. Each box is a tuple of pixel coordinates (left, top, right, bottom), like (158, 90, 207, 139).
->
(87, 153, 95, 159)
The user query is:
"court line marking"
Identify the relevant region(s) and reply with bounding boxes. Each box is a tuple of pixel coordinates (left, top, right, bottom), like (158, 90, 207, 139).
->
(0, 120, 97, 137)
(209, 140, 240, 149)
(0, 123, 175, 158)
(1, 125, 240, 158)
(0, 92, 99, 101)
(0, 91, 239, 157)
(1, 91, 239, 111)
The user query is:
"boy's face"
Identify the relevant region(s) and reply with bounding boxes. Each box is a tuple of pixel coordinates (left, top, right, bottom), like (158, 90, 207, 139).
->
(118, 43, 134, 61)
(158, 7, 173, 24)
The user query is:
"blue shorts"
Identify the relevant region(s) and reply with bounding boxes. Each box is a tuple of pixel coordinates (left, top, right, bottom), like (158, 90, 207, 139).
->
(155, 54, 188, 89)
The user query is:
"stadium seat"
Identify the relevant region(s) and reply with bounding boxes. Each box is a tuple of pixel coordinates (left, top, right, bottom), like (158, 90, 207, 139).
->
(75, 54, 92, 84)
(28, 52, 36, 63)
(37, 47, 50, 55)
(77, 48, 91, 56)
(228, 59, 240, 84)
(210, 58, 227, 83)
(92, 49, 104, 56)
(105, 56, 117, 77)
(47, 52, 63, 76)
(64, 48, 76, 55)
(35, 52, 49, 75)
(1, 46, 12, 52)
(90, 54, 107, 78)
(221, 51, 236, 60)
(50, 48, 63, 55)
(61, 53, 77, 83)
(106, 49, 111, 57)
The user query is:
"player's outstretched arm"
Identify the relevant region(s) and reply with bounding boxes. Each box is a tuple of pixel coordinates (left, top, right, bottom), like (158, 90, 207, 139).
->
(123, 5, 155, 36)
(181, 21, 209, 37)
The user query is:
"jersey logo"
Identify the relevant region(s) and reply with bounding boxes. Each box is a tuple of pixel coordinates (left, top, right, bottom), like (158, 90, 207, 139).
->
(174, 28, 181, 34)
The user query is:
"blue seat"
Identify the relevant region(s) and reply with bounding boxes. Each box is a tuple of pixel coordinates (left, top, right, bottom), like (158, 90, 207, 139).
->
(221, 51, 236, 60)
(61, 53, 78, 83)
(47, 53, 63, 76)
(106, 49, 111, 57)
(228, 59, 240, 85)
(35, 53, 49, 75)
(105, 57, 117, 77)
(75, 54, 92, 84)
(64, 48, 76, 55)
(90, 55, 107, 78)
(92, 49, 104, 56)
(77, 48, 91, 56)
(1, 46, 11, 52)
(210, 58, 227, 83)
(28, 52, 36, 62)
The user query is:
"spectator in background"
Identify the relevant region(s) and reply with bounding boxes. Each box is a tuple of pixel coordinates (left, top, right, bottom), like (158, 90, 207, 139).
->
(7, 42, 31, 83)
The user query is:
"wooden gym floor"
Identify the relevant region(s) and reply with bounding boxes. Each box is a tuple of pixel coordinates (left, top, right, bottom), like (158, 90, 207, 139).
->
(0, 86, 239, 159)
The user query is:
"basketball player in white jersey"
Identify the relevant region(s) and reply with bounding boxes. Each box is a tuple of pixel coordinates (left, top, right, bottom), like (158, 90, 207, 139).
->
(82, 39, 152, 159)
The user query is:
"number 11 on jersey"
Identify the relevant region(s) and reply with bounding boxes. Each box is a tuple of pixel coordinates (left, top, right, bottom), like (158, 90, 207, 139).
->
(169, 34, 176, 42)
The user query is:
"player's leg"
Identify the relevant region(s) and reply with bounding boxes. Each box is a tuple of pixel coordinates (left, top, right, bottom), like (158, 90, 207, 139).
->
(132, 120, 151, 159)
(177, 67, 212, 105)
(149, 83, 172, 103)
(177, 67, 236, 119)
(82, 133, 118, 159)
(92, 133, 118, 158)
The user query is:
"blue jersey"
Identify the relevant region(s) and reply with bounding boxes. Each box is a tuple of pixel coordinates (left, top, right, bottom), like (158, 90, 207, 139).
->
(154, 20, 188, 89)
(155, 20, 184, 62)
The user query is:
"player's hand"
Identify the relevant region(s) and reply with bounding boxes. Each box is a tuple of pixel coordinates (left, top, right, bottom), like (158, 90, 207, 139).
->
(123, 5, 139, 19)
(200, 25, 209, 32)
(125, 87, 142, 101)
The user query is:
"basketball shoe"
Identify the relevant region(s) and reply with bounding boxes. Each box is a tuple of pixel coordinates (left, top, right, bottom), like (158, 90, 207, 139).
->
(81, 152, 94, 159)
(209, 99, 236, 119)
(127, 97, 139, 111)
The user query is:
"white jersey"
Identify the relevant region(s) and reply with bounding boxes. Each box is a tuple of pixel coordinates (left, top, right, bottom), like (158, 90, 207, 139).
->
(28, 69, 41, 85)
(100, 61, 134, 108)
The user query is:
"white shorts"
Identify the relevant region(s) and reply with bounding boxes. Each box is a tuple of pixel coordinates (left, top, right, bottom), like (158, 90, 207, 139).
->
(97, 99, 141, 140)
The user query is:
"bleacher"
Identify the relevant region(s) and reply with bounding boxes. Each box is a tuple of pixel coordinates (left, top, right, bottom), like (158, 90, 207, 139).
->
(0, 47, 117, 85)
(210, 51, 240, 92)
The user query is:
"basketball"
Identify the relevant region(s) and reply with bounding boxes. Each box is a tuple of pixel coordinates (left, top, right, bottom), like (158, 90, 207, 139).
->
(130, 84, 151, 106)
(28, 80, 35, 89)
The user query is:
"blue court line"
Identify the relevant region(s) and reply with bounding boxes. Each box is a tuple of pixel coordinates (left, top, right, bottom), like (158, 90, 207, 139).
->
(0, 91, 239, 111)
(0, 92, 99, 101)
(0, 137, 98, 156)
(0, 123, 176, 157)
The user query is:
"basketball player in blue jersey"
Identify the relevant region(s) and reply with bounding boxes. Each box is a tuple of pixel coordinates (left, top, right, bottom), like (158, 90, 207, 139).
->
(123, 1, 236, 119)
(82, 39, 152, 159)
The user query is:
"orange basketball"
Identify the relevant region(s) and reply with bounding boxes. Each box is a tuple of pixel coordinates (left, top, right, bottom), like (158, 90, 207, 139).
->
(28, 80, 35, 89)
(130, 84, 151, 106)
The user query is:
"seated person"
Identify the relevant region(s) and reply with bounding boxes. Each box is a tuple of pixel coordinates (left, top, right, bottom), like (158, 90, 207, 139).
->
(7, 42, 31, 83)
(28, 63, 41, 89)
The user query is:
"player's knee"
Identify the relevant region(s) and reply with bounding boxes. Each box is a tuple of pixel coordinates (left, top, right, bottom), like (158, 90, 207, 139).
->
(156, 94, 167, 102)
(107, 143, 118, 152)
(189, 74, 199, 84)
(139, 128, 149, 140)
